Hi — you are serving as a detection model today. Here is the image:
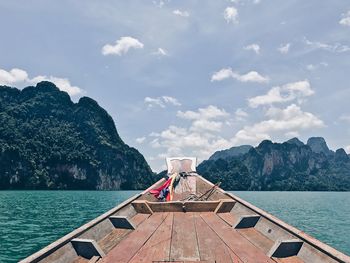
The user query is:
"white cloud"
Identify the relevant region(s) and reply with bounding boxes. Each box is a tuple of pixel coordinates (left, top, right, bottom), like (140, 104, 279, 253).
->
(224, 7, 238, 24)
(153, 0, 165, 8)
(30, 76, 82, 96)
(144, 96, 181, 108)
(144, 97, 166, 108)
(173, 9, 189, 17)
(244, 44, 260, 54)
(249, 87, 289, 107)
(232, 104, 325, 145)
(0, 68, 28, 85)
(278, 43, 291, 54)
(211, 68, 269, 83)
(236, 71, 269, 83)
(102, 36, 144, 56)
(0, 68, 83, 96)
(191, 119, 224, 132)
(306, 62, 328, 71)
(148, 105, 232, 165)
(135, 137, 146, 144)
(285, 131, 300, 138)
(177, 105, 229, 120)
(150, 104, 325, 161)
(152, 47, 168, 56)
(211, 68, 234, 81)
(147, 102, 324, 171)
(235, 108, 248, 121)
(345, 145, 350, 153)
(339, 115, 350, 122)
(339, 11, 350, 26)
(231, 0, 261, 4)
(304, 38, 350, 53)
(248, 80, 314, 108)
(162, 96, 181, 106)
(306, 64, 316, 71)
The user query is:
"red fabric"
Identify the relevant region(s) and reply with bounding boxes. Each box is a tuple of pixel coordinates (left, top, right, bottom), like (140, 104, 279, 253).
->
(149, 177, 172, 198)
(166, 191, 171, 201)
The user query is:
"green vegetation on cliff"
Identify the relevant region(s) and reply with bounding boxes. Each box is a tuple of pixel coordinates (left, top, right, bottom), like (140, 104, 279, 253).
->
(0, 81, 156, 190)
(198, 138, 350, 191)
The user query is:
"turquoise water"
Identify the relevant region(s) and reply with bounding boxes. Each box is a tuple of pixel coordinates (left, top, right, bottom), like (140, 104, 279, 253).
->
(0, 191, 138, 263)
(0, 191, 349, 262)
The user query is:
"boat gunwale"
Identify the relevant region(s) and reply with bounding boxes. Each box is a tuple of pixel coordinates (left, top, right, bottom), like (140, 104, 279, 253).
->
(19, 178, 166, 263)
(197, 175, 350, 263)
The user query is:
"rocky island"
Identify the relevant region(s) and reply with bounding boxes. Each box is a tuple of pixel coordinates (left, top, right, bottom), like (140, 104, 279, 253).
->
(198, 137, 350, 191)
(0, 82, 155, 190)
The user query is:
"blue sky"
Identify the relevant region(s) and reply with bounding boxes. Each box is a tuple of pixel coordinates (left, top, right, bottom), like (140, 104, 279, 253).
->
(1, 0, 350, 171)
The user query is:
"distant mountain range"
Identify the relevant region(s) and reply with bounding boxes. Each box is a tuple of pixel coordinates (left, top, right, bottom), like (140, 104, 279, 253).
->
(209, 145, 253, 161)
(1, 82, 349, 191)
(0, 82, 156, 190)
(198, 137, 350, 191)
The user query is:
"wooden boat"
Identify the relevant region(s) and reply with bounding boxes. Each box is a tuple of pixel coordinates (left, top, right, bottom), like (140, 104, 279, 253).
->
(21, 157, 350, 263)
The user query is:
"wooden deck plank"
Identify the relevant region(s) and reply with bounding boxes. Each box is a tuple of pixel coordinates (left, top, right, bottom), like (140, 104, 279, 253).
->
(130, 213, 150, 226)
(237, 228, 274, 254)
(88, 256, 100, 263)
(170, 212, 200, 261)
(98, 228, 132, 253)
(147, 201, 220, 212)
(72, 256, 89, 263)
(101, 213, 168, 263)
(201, 212, 275, 263)
(214, 199, 236, 213)
(227, 249, 244, 263)
(194, 213, 241, 263)
(272, 256, 304, 263)
(132, 200, 153, 214)
(217, 212, 237, 226)
(129, 213, 173, 262)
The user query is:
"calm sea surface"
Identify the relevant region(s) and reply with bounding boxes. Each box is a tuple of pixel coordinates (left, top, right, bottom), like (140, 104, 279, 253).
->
(0, 191, 349, 262)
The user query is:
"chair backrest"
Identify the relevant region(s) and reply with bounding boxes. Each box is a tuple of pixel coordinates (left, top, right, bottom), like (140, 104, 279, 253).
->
(166, 157, 197, 174)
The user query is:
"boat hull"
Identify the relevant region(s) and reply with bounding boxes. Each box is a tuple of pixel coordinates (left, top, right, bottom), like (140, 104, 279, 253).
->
(20, 175, 350, 263)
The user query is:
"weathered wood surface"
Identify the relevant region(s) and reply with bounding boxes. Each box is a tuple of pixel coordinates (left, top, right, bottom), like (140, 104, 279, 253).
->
(214, 199, 236, 213)
(101, 211, 282, 262)
(129, 213, 173, 262)
(237, 228, 274, 254)
(72, 256, 89, 263)
(170, 212, 200, 261)
(131, 200, 153, 214)
(98, 228, 132, 254)
(193, 213, 241, 262)
(217, 211, 238, 226)
(99, 213, 150, 253)
(200, 212, 275, 263)
(148, 200, 221, 212)
(130, 213, 150, 226)
(72, 256, 100, 263)
(272, 256, 305, 263)
(101, 213, 168, 262)
(88, 256, 100, 263)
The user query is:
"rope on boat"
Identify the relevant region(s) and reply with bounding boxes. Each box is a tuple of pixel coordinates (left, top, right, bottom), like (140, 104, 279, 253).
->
(180, 182, 221, 201)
